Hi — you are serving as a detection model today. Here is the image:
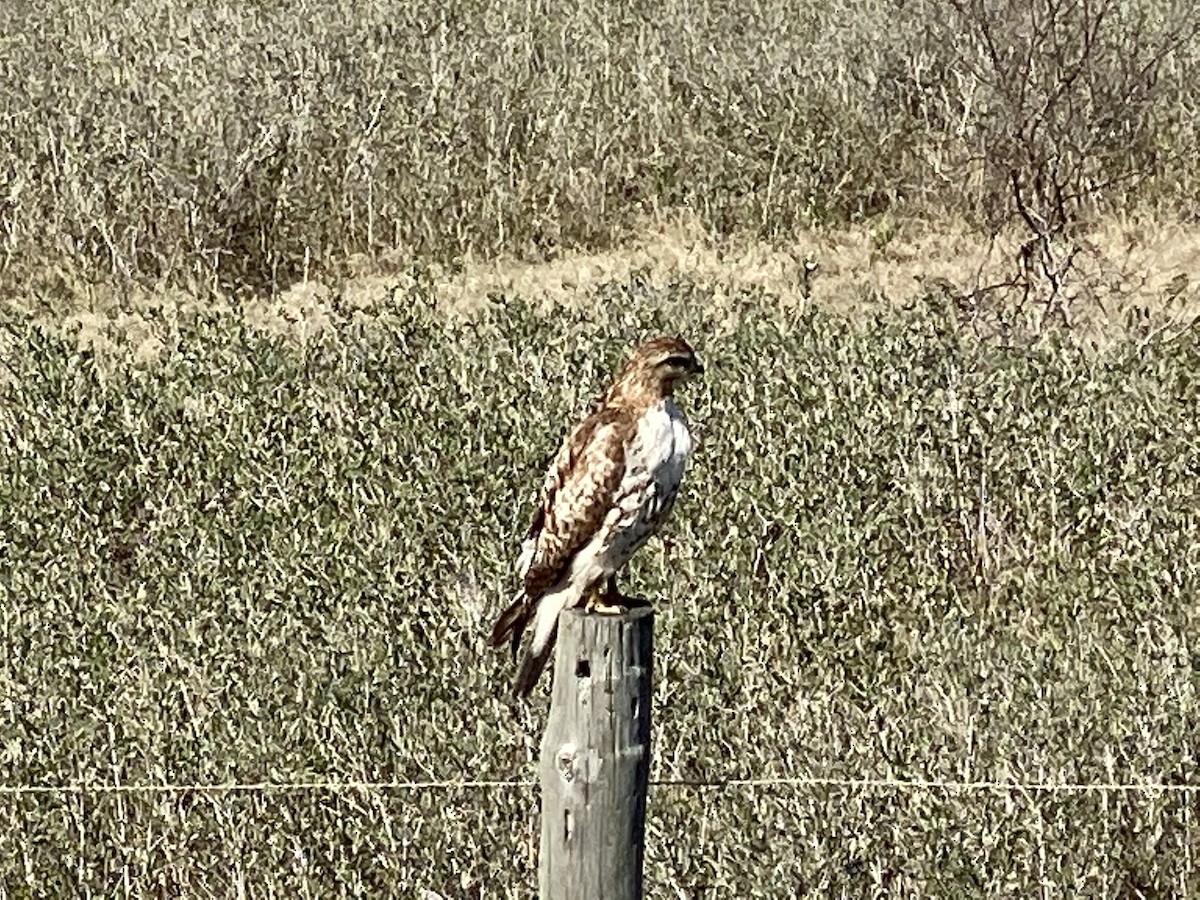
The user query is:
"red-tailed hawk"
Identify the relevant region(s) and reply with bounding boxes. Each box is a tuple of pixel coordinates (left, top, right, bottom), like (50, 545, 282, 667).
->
(489, 336, 704, 697)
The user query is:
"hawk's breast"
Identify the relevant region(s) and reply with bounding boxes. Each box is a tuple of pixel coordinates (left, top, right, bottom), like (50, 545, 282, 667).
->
(601, 398, 693, 568)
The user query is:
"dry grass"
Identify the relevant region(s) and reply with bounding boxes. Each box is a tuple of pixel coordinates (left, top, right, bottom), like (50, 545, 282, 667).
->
(2, 0, 1198, 299)
(419, 213, 1200, 322)
(22, 213, 1200, 362)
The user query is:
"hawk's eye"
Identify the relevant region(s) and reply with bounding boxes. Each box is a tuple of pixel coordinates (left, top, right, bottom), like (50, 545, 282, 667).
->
(664, 354, 692, 369)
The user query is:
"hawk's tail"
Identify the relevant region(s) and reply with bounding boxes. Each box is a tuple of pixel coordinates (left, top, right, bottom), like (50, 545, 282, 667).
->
(490, 590, 564, 698)
(513, 623, 558, 698)
(488, 593, 529, 661)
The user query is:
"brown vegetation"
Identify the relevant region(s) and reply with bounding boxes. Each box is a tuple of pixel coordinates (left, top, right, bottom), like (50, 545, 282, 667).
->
(2, 0, 1198, 312)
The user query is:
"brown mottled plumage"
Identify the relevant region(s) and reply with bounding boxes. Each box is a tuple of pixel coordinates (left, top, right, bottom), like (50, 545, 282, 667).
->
(489, 336, 704, 697)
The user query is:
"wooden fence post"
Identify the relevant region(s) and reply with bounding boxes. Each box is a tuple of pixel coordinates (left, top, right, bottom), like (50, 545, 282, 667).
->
(538, 606, 654, 900)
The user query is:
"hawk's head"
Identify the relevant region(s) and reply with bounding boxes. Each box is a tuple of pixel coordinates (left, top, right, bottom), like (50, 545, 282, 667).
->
(610, 335, 704, 404)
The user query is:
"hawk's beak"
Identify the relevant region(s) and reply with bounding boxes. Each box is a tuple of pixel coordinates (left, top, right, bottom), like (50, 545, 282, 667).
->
(691, 358, 705, 375)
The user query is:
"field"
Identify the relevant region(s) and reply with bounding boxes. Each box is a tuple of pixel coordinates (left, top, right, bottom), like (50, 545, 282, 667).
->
(2, 282, 1199, 896)
(3, 0, 1200, 895)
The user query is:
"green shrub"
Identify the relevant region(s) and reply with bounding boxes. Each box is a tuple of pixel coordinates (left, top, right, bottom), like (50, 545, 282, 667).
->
(1, 285, 1197, 894)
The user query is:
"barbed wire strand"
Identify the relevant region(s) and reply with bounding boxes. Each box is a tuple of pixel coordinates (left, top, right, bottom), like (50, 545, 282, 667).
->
(1, 776, 1197, 797)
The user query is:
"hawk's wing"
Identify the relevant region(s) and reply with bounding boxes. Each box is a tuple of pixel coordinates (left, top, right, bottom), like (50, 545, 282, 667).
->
(488, 408, 630, 652)
(523, 409, 629, 597)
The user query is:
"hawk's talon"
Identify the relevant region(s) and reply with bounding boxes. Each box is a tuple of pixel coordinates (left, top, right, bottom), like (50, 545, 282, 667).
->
(591, 600, 628, 615)
(584, 577, 630, 615)
(584, 588, 628, 615)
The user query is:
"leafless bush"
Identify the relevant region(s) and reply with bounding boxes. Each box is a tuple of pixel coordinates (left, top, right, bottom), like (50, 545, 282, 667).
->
(933, 0, 1200, 322)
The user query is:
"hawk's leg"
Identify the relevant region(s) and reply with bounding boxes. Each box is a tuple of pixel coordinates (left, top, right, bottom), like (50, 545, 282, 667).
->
(585, 575, 626, 615)
(602, 574, 623, 605)
(585, 575, 651, 614)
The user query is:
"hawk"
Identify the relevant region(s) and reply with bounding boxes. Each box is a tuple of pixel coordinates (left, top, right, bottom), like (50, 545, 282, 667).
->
(489, 336, 704, 697)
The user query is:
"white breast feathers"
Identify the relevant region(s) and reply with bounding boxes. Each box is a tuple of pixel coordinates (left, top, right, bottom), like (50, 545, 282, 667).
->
(597, 398, 693, 571)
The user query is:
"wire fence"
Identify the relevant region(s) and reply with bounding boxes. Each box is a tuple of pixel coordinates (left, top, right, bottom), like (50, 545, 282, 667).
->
(2, 776, 1198, 796)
